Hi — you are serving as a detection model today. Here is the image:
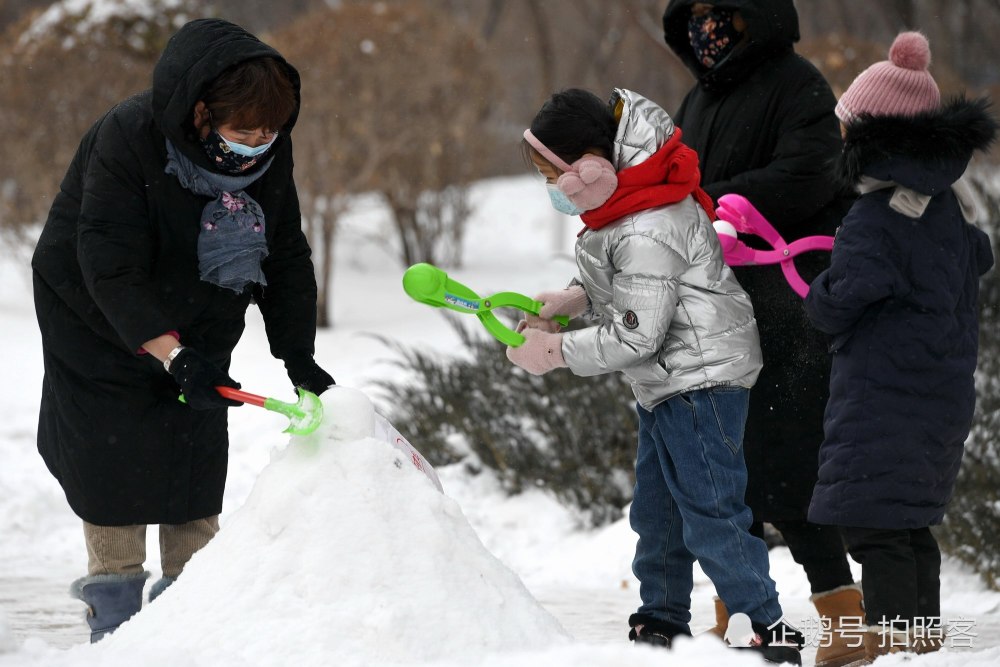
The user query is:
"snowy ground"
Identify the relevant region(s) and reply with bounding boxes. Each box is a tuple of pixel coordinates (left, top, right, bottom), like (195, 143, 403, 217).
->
(1, 176, 999, 666)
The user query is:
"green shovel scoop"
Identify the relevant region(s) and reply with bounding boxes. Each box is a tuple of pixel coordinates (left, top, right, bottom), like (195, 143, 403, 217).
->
(402, 263, 569, 347)
(181, 387, 323, 436)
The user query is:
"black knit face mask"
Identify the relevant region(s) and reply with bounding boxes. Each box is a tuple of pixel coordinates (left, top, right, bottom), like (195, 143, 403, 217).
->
(200, 128, 275, 175)
(688, 8, 741, 68)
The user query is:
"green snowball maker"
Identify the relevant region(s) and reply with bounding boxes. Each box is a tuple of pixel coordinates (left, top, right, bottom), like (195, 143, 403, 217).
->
(402, 263, 570, 347)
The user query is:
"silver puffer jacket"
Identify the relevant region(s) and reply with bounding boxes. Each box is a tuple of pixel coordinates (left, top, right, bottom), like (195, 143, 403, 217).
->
(561, 89, 762, 410)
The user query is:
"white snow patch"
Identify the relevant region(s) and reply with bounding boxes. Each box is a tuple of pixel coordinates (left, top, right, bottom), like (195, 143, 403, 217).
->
(18, 0, 186, 48)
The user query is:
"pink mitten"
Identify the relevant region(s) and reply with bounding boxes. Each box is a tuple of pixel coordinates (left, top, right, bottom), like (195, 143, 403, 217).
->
(506, 329, 566, 376)
(521, 314, 562, 333)
(537, 285, 590, 320)
(524, 286, 588, 332)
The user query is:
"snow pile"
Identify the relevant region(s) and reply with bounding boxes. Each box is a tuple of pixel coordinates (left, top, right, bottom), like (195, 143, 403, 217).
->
(24, 386, 566, 667)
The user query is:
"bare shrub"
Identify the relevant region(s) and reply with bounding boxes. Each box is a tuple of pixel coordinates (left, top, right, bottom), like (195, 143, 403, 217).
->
(272, 1, 499, 326)
(0, 0, 193, 232)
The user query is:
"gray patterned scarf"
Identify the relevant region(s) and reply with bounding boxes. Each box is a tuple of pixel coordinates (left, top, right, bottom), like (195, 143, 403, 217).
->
(165, 140, 272, 292)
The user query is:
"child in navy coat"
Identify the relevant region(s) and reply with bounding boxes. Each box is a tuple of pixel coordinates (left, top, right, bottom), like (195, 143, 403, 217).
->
(804, 31, 997, 661)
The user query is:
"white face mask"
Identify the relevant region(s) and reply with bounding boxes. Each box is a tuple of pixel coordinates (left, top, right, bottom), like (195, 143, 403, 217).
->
(546, 184, 583, 216)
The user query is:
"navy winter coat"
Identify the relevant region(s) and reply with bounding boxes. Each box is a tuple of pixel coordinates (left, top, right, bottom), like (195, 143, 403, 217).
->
(805, 99, 997, 529)
(31, 20, 319, 525)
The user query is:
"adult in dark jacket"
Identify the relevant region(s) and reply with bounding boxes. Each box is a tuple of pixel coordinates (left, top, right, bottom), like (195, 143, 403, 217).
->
(805, 31, 996, 659)
(662, 2, 860, 664)
(32, 18, 334, 642)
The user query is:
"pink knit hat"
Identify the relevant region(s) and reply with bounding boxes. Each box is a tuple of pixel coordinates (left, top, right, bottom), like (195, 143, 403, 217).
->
(835, 31, 941, 124)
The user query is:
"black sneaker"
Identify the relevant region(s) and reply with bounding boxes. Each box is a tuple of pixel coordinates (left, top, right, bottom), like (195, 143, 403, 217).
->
(630, 625, 673, 647)
(725, 613, 803, 665)
(627, 613, 690, 649)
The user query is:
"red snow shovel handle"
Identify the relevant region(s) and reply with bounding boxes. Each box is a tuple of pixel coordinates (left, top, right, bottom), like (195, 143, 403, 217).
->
(210, 386, 322, 436)
(216, 386, 267, 407)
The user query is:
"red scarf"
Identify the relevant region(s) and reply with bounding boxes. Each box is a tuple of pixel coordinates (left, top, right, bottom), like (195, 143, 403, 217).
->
(580, 129, 715, 231)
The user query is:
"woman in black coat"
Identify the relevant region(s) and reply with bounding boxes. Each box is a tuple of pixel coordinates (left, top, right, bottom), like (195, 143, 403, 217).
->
(31, 18, 333, 641)
(662, 2, 860, 664)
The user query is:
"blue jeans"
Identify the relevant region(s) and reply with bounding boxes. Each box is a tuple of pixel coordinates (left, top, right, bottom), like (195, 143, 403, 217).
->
(630, 386, 783, 631)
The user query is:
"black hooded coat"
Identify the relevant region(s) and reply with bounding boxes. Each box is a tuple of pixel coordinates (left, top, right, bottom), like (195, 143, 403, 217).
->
(31, 19, 318, 526)
(663, 0, 854, 521)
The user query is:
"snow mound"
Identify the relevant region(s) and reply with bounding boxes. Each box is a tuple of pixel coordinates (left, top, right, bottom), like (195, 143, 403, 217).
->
(87, 386, 568, 666)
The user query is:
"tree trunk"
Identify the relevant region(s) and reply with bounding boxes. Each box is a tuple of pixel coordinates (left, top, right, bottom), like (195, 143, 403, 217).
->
(316, 211, 337, 329)
(389, 198, 424, 268)
(524, 0, 555, 99)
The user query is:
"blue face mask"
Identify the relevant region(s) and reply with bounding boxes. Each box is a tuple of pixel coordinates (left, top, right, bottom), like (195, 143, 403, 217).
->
(546, 184, 583, 216)
(220, 132, 277, 157)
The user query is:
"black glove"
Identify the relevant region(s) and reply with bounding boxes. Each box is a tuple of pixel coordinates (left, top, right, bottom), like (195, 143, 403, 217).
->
(169, 347, 242, 410)
(284, 355, 335, 396)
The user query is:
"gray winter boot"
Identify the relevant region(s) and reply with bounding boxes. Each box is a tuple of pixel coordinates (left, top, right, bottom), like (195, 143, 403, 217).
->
(70, 572, 149, 643)
(148, 576, 176, 602)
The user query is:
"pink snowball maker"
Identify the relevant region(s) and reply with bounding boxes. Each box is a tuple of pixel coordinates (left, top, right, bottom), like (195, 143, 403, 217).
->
(713, 194, 834, 298)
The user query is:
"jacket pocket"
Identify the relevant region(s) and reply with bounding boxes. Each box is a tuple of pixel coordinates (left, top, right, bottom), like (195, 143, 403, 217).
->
(707, 386, 748, 455)
(611, 274, 666, 350)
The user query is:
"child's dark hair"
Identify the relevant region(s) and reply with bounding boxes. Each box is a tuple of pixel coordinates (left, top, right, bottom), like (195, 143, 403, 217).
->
(524, 88, 617, 166)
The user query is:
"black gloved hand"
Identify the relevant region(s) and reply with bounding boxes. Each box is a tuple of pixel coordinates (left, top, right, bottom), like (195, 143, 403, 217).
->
(169, 347, 242, 410)
(284, 355, 335, 396)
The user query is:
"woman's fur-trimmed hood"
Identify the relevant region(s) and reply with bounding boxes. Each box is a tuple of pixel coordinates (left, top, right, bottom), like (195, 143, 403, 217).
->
(838, 97, 997, 194)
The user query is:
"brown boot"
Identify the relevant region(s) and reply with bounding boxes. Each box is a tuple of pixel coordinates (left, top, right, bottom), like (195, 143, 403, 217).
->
(911, 622, 945, 654)
(861, 626, 911, 663)
(707, 596, 728, 639)
(812, 584, 866, 667)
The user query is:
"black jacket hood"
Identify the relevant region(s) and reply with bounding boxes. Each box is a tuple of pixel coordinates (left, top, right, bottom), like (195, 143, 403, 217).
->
(663, 0, 799, 92)
(839, 97, 998, 194)
(151, 18, 301, 170)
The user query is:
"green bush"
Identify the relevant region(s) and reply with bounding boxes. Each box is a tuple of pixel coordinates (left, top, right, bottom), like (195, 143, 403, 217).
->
(375, 315, 638, 526)
(937, 173, 1000, 590)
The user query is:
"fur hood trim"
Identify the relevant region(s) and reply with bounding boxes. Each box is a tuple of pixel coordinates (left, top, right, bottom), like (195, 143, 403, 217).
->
(838, 97, 997, 187)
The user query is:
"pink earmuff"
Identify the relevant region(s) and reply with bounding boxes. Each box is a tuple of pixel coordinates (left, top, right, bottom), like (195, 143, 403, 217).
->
(524, 129, 618, 211)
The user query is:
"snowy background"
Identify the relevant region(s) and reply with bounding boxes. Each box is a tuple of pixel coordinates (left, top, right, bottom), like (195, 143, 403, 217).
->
(1, 175, 999, 666)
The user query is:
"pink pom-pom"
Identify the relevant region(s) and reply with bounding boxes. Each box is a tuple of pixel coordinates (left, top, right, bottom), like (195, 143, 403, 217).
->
(578, 160, 603, 185)
(558, 173, 585, 196)
(889, 31, 931, 71)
